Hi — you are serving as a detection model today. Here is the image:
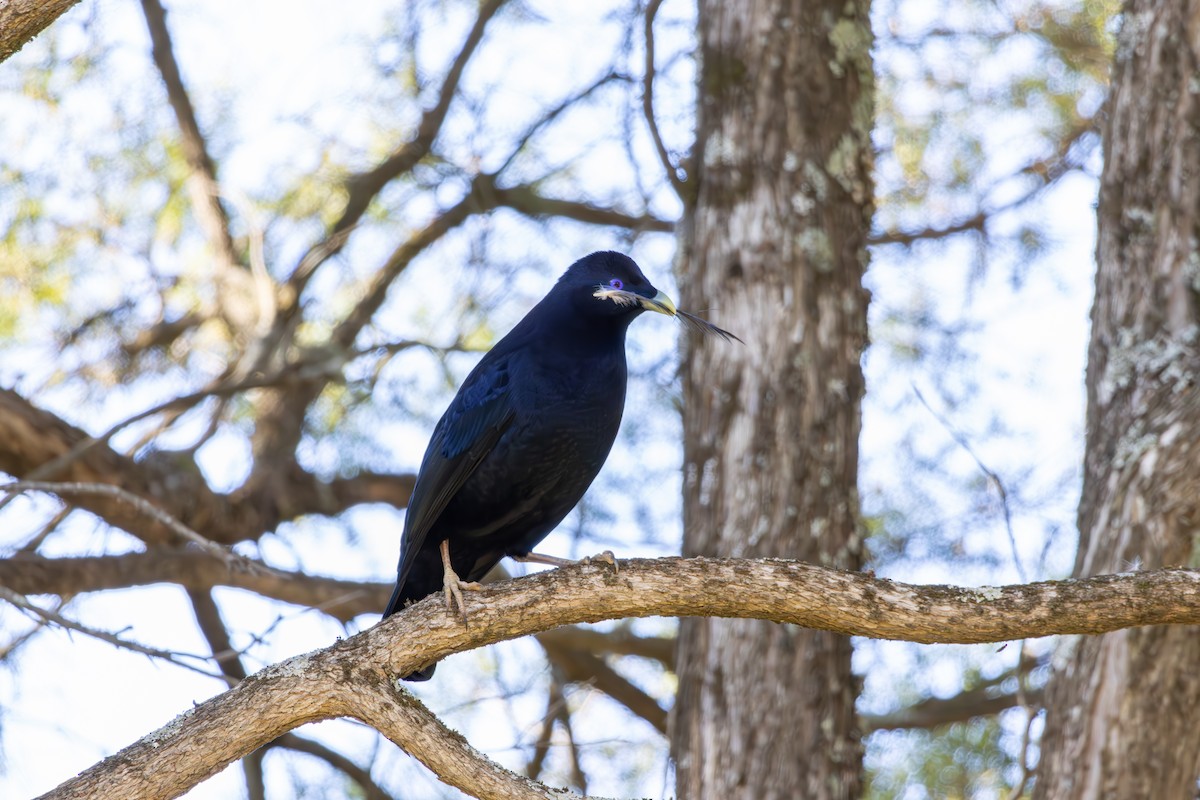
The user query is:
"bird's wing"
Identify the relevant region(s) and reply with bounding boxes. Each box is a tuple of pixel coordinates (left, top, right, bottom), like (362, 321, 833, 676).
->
(396, 356, 516, 587)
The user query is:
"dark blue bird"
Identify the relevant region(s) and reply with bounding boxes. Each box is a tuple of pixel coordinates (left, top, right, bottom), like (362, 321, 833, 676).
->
(384, 251, 736, 680)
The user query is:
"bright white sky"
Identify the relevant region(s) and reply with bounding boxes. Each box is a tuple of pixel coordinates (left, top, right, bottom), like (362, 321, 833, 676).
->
(0, 0, 1097, 797)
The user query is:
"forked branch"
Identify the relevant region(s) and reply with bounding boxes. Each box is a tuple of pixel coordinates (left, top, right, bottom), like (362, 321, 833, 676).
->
(38, 558, 1200, 800)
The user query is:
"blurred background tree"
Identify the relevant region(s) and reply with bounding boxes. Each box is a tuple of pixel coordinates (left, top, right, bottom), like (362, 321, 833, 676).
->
(0, 0, 1153, 798)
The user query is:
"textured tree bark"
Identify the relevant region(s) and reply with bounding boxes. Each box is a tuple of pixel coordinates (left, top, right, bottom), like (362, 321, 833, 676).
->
(673, 1, 874, 797)
(0, 389, 415, 545)
(0, 0, 81, 63)
(1033, 3, 1200, 798)
(35, 558, 1200, 800)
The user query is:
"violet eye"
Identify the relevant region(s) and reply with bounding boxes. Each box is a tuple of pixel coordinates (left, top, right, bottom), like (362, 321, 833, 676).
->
(609, 278, 624, 290)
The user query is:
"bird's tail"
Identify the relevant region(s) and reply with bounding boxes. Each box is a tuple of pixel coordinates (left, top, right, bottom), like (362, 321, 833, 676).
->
(383, 561, 446, 681)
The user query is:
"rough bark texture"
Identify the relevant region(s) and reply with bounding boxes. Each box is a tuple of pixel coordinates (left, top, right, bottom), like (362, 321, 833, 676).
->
(35, 558, 1200, 800)
(0, 0, 81, 63)
(673, 1, 874, 798)
(0, 389, 416, 545)
(1034, 3, 1200, 798)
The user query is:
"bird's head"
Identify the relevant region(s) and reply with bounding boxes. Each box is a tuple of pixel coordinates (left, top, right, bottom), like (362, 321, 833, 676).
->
(558, 251, 677, 322)
(558, 251, 742, 342)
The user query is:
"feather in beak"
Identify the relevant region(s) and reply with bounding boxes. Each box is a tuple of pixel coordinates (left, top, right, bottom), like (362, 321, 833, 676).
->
(593, 286, 743, 343)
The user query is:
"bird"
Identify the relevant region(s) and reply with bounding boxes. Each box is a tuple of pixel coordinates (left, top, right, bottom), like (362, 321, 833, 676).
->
(383, 250, 737, 680)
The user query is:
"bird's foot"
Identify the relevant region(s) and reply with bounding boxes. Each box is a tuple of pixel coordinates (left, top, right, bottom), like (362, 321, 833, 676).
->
(514, 549, 619, 574)
(443, 576, 483, 622)
(440, 539, 482, 622)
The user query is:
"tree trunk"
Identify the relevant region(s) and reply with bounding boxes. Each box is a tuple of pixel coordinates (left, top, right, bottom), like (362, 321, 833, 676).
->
(672, 1, 873, 797)
(1034, 3, 1200, 798)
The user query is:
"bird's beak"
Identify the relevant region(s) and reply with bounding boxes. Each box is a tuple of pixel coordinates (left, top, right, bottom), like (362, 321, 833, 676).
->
(593, 285, 677, 316)
(593, 284, 741, 342)
(638, 290, 677, 317)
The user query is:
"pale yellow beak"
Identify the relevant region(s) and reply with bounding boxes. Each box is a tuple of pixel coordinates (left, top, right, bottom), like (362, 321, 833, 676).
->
(638, 290, 677, 317)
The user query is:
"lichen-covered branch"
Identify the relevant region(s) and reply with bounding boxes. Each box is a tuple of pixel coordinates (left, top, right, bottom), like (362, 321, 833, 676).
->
(37, 558, 1200, 800)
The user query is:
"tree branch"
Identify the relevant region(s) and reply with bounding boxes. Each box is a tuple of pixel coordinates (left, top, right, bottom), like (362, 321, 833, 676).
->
(493, 184, 674, 233)
(139, 0, 239, 273)
(271, 733, 396, 800)
(332, 175, 499, 349)
(284, 0, 509, 300)
(539, 633, 668, 734)
(38, 558, 1200, 800)
(237, 182, 497, 500)
(0, 389, 415, 545)
(536, 625, 673, 668)
(0, 549, 386, 622)
(0, 0, 81, 63)
(0, 587, 224, 681)
(862, 684, 1042, 732)
(869, 114, 1098, 247)
(643, 0, 687, 196)
(137, 0, 271, 340)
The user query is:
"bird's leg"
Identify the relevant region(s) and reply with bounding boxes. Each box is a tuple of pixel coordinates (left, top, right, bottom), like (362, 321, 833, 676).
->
(440, 539, 483, 622)
(513, 550, 619, 574)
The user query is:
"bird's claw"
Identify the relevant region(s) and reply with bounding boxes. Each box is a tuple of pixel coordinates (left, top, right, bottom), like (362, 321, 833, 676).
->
(440, 538, 481, 623)
(584, 549, 618, 574)
(443, 576, 483, 623)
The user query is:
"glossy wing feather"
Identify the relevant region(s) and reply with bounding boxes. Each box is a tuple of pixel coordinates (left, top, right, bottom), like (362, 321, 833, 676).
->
(387, 356, 516, 610)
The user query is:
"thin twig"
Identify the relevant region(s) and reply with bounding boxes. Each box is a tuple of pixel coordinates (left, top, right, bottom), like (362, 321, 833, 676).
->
(2, 481, 229, 559)
(643, 0, 687, 196)
(3, 370, 309, 500)
(870, 114, 1097, 247)
(1005, 643, 1038, 800)
(284, 0, 510, 299)
(0, 587, 228, 682)
(17, 504, 73, 553)
(139, 0, 241, 275)
(495, 70, 629, 175)
(912, 385, 1027, 582)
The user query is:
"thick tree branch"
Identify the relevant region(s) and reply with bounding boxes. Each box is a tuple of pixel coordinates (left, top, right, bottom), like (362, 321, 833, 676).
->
(862, 684, 1042, 733)
(0, 0, 81, 63)
(539, 633, 668, 734)
(38, 559, 1200, 800)
(184, 588, 266, 800)
(536, 625, 673, 668)
(0, 389, 415, 545)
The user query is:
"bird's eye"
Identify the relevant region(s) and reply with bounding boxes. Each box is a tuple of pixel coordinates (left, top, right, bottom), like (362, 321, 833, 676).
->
(608, 278, 624, 290)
